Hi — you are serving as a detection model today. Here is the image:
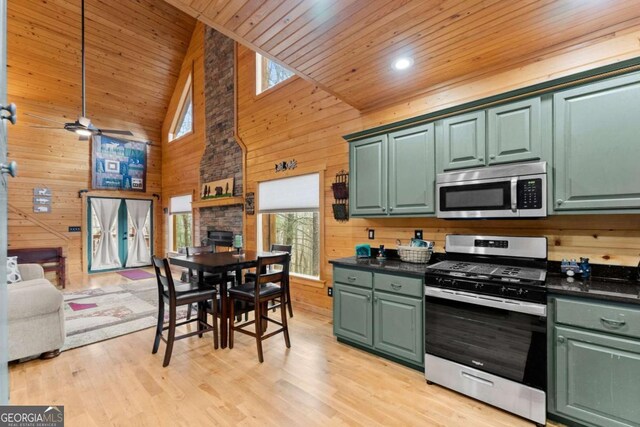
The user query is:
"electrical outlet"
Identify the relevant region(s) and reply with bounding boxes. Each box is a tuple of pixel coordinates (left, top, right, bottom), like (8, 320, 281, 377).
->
(415, 229, 423, 240)
(368, 229, 375, 239)
(68, 226, 81, 232)
(327, 286, 333, 297)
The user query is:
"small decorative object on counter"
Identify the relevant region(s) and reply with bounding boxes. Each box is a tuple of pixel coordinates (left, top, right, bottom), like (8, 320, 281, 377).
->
(355, 244, 371, 258)
(233, 234, 243, 256)
(410, 238, 432, 249)
(561, 258, 581, 276)
(579, 257, 591, 279)
(332, 170, 349, 222)
(377, 245, 386, 260)
(398, 243, 433, 264)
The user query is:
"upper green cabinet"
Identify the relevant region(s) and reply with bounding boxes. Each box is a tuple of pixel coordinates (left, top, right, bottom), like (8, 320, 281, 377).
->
(487, 97, 542, 165)
(388, 124, 435, 215)
(350, 123, 435, 217)
(436, 97, 547, 173)
(553, 72, 640, 211)
(350, 135, 387, 216)
(438, 111, 486, 171)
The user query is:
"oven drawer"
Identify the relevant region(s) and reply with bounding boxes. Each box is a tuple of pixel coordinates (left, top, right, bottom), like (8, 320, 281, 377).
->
(334, 267, 372, 289)
(374, 273, 422, 298)
(554, 297, 640, 340)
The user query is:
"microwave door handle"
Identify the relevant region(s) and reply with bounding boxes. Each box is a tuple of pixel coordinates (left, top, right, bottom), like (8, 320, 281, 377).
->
(510, 177, 518, 213)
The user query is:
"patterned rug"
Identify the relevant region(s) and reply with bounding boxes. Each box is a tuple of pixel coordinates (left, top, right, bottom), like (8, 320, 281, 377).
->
(62, 280, 192, 351)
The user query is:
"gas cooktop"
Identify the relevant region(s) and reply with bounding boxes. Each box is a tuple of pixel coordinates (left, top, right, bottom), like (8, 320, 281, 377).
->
(426, 260, 546, 284)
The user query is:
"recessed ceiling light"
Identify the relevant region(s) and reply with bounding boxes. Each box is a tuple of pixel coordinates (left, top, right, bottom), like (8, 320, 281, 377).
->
(392, 57, 414, 71)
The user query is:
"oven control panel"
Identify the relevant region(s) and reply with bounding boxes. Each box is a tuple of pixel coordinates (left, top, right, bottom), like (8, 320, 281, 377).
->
(474, 239, 508, 249)
(517, 178, 543, 209)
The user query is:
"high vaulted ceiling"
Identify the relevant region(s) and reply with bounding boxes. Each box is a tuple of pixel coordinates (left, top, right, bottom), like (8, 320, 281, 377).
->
(165, 0, 640, 111)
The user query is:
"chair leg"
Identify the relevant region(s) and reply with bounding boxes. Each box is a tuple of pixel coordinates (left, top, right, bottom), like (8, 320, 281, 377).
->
(163, 303, 177, 367)
(286, 282, 294, 318)
(186, 303, 193, 320)
(255, 300, 264, 363)
(152, 300, 164, 354)
(281, 295, 291, 348)
(197, 302, 204, 338)
(228, 297, 235, 349)
(212, 298, 219, 350)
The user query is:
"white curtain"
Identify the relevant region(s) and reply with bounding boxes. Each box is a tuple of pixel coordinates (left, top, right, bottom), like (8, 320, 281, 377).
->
(125, 199, 152, 267)
(91, 198, 122, 271)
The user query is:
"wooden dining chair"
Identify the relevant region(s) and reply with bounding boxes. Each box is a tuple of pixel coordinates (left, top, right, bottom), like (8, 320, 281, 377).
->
(152, 256, 218, 367)
(244, 244, 293, 317)
(228, 253, 291, 363)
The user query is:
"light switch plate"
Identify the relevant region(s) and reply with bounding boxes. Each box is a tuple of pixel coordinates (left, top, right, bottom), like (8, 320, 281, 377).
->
(68, 226, 81, 232)
(415, 230, 423, 240)
(368, 229, 375, 239)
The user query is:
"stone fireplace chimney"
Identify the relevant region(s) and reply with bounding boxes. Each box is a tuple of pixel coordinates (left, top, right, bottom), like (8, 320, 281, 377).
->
(198, 27, 243, 241)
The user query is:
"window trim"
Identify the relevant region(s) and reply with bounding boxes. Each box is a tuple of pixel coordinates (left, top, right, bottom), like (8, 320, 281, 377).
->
(168, 73, 194, 143)
(168, 193, 193, 252)
(255, 53, 295, 96)
(255, 168, 325, 284)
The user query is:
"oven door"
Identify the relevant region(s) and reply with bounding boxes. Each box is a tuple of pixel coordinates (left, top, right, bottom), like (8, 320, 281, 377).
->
(437, 177, 517, 218)
(424, 286, 546, 390)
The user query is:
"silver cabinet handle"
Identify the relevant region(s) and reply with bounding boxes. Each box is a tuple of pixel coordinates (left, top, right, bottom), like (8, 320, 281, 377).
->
(489, 154, 496, 159)
(390, 283, 402, 290)
(374, 296, 378, 303)
(366, 294, 371, 301)
(556, 199, 564, 205)
(601, 317, 626, 327)
(382, 207, 386, 212)
(557, 335, 565, 343)
(461, 372, 493, 387)
(347, 276, 357, 282)
(389, 207, 393, 211)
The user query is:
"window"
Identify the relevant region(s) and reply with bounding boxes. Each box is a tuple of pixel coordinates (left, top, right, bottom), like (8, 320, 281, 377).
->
(169, 74, 193, 142)
(169, 195, 192, 251)
(256, 53, 294, 94)
(258, 174, 321, 279)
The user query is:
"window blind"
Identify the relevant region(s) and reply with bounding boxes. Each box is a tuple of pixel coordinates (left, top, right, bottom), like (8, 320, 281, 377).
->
(170, 194, 192, 214)
(258, 173, 320, 213)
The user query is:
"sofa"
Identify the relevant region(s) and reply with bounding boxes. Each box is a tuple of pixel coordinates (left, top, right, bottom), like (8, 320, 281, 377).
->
(8, 264, 65, 361)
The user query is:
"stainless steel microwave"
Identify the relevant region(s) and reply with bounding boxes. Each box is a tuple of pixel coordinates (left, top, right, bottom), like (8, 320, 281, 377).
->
(436, 161, 547, 219)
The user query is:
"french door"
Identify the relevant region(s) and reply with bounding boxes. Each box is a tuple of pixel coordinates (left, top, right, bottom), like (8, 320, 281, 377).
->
(0, 0, 9, 403)
(88, 197, 153, 272)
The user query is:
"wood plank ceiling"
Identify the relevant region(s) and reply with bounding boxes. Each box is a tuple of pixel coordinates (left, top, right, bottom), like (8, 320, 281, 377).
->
(165, 0, 640, 110)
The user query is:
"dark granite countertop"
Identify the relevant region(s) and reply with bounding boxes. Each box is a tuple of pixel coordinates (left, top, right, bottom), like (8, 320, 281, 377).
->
(546, 274, 640, 305)
(329, 256, 434, 278)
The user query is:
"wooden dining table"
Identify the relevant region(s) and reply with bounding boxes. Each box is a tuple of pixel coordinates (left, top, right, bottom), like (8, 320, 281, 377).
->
(169, 250, 273, 348)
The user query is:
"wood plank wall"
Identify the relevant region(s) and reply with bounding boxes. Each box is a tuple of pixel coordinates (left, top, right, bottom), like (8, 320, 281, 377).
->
(235, 27, 640, 316)
(161, 23, 207, 251)
(6, 0, 195, 285)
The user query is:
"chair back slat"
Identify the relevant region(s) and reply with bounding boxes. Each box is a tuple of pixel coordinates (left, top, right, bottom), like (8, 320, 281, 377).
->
(186, 245, 213, 256)
(255, 253, 290, 289)
(152, 256, 176, 299)
(270, 244, 292, 253)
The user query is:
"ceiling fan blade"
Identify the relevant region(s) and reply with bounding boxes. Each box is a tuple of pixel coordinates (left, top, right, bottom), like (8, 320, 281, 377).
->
(24, 112, 67, 125)
(99, 129, 134, 136)
(29, 125, 64, 129)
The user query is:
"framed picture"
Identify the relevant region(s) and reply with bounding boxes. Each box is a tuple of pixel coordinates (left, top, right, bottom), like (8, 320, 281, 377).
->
(92, 135, 147, 192)
(201, 177, 234, 200)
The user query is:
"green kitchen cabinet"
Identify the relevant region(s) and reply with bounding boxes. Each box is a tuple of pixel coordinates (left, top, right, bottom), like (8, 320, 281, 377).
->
(553, 72, 640, 211)
(333, 282, 373, 346)
(553, 325, 640, 427)
(350, 134, 387, 216)
(438, 110, 486, 171)
(387, 123, 435, 215)
(373, 292, 423, 364)
(487, 97, 542, 165)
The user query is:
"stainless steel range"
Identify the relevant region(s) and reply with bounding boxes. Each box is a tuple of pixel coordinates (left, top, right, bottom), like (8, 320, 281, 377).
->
(424, 235, 548, 426)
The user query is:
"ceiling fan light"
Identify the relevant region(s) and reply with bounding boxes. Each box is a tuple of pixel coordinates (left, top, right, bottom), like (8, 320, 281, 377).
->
(75, 128, 92, 137)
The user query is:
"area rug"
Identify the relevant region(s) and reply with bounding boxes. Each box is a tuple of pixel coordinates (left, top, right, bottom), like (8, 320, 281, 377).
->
(117, 269, 155, 280)
(62, 280, 192, 351)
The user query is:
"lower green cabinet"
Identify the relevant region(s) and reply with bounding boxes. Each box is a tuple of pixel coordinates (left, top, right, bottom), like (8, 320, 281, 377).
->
(373, 292, 423, 364)
(550, 296, 640, 427)
(333, 283, 373, 346)
(333, 266, 424, 368)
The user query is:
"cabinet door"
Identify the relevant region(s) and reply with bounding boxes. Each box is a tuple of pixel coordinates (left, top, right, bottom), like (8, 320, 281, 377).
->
(350, 135, 388, 216)
(554, 326, 640, 427)
(373, 292, 423, 364)
(487, 97, 542, 165)
(438, 110, 486, 171)
(333, 283, 373, 346)
(554, 73, 640, 211)
(388, 124, 435, 215)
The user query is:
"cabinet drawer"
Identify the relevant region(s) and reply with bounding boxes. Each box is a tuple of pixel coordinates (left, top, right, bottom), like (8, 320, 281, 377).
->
(374, 273, 423, 298)
(334, 267, 372, 288)
(555, 297, 640, 340)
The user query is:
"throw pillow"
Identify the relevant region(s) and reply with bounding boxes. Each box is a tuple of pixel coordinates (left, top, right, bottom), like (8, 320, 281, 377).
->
(7, 256, 22, 284)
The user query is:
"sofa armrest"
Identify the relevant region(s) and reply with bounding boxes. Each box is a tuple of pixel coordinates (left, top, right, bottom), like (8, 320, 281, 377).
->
(17, 264, 45, 281)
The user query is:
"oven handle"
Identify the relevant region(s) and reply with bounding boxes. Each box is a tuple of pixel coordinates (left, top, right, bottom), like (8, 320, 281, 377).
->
(510, 177, 518, 213)
(425, 286, 547, 317)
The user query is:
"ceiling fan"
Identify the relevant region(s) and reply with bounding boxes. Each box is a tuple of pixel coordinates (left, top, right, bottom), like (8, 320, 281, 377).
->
(26, 0, 134, 141)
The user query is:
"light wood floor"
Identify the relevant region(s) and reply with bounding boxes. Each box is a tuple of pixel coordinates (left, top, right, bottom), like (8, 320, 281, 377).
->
(10, 300, 558, 427)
